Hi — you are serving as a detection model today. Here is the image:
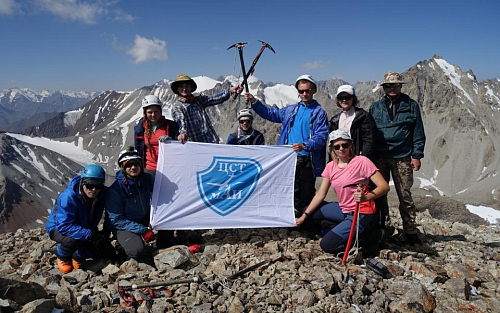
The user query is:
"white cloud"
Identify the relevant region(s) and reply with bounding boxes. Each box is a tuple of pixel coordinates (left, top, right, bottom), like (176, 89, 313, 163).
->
(30, 0, 134, 24)
(0, 0, 18, 15)
(302, 61, 326, 70)
(113, 8, 134, 22)
(126, 35, 168, 64)
(33, 0, 104, 24)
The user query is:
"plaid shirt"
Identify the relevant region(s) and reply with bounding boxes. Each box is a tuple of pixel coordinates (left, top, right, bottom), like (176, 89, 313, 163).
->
(172, 90, 231, 143)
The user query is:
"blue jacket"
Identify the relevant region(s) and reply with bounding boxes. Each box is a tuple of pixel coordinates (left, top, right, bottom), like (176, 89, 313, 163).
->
(45, 175, 105, 241)
(252, 100, 328, 176)
(369, 93, 426, 159)
(105, 170, 154, 235)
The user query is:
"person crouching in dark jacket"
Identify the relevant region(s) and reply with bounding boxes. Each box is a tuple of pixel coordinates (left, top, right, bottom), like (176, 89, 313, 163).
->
(105, 147, 159, 260)
(226, 109, 265, 145)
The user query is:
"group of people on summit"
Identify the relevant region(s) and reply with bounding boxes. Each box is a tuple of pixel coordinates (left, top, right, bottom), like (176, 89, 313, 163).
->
(46, 71, 425, 273)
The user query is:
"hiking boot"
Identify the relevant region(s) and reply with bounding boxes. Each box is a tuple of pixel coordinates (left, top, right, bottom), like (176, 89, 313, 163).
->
(57, 258, 73, 274)
(72, 259, 83, 270)
(406, 233, 422, 245)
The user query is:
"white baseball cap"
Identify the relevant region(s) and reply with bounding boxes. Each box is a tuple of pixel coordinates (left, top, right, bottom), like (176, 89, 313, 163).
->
(329, 129, 352, 143)
(336, 85, 355, 97)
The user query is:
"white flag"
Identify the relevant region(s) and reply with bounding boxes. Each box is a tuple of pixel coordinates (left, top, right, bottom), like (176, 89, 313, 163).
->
(150, 141, 296, 230)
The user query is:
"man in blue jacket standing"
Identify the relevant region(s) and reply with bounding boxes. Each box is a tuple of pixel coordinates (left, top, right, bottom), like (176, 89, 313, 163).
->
(244, 75, 328, 216)
(46, 164, 112, 273)
(369, 72, 426, 245)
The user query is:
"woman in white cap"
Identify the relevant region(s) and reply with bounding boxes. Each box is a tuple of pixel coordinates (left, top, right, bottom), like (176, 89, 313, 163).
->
(329, 85, 374, 159)
(295, 129, 389, 255)
(226, 109, 265, 145)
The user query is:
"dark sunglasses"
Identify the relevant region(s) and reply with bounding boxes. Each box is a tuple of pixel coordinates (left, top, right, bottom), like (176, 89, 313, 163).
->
(239, 119, 252, 124)
(85, 184, 102, 190)
(337, 95, 353, 101)
(332, 143, 350, 150)
(124, 161, 141, 168)
(383, 83, 401, 88)
(298, 88, 312, 94)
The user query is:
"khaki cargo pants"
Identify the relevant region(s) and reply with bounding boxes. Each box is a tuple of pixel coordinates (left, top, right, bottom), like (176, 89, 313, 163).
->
(374, 156, 418, 235)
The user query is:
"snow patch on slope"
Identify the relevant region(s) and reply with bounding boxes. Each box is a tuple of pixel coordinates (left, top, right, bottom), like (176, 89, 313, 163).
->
(434, 58, 475, 105)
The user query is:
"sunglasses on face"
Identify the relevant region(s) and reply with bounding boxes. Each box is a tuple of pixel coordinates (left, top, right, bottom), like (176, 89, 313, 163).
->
(337, 95, 353, 101)
(332, 143, 350, 150)
(298, 88, 312, 94)
(383, 83, 401, 89)
(85, 184, 102, 190)
(239, 119, 252, 124)
(124, 161, 141, 169)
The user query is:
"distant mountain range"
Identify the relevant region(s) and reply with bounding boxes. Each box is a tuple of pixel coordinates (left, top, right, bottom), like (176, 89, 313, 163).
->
(0, 88, 99, 131)
(1, 55, 500, 233)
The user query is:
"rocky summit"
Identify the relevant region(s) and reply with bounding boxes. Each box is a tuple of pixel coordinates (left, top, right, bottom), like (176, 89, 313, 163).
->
(0, 202, 499, 313)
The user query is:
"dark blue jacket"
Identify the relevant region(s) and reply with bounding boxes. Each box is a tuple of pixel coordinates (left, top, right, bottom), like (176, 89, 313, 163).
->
(105, 170, 154, 235)
(369, 94, 426, 159)
(252, 100, 328, 176)
(226, 129, 265, 145)
(45, 175, 105, 241)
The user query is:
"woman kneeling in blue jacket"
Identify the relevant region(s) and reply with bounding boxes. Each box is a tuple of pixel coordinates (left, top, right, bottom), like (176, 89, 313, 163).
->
(105, 147, 160, 260)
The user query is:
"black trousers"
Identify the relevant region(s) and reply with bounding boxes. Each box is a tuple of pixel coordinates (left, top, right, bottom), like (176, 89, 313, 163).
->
(294, 155, 316, 215)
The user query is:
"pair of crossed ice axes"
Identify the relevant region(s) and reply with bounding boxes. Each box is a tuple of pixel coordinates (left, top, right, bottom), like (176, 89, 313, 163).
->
(227, 41, 276, 95)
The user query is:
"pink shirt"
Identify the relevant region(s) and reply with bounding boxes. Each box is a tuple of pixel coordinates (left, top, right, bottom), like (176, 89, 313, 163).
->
(321, 156, 378, 213)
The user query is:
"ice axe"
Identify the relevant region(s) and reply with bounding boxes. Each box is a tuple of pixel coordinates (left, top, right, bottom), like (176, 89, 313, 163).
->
(227, 42, 250, 95)
(240, 40, 275, 88)
(342, 184, 363, 265)
(117, 276, 202, 306)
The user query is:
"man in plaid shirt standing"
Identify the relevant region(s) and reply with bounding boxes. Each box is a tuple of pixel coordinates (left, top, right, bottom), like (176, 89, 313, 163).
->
(171, 74, 243, 143)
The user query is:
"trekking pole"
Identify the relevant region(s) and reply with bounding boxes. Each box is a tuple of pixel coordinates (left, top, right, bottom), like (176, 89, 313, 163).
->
(342, 184, 363, 265)
(122, 276, 202, 291)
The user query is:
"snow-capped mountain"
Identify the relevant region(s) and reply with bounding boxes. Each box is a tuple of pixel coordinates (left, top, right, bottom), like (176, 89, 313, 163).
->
(2, 55, 500, 232)
(0, 88, 99, 131)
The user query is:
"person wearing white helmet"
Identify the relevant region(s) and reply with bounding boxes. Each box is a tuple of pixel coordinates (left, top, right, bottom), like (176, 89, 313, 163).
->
(134, 94, 179, 177)
(329, 85, 374, 159)
(226, 108, 265, 145)
(106, 147, 162, 260)
(171, 73, 243, 144)
(244, 74, 328, 216)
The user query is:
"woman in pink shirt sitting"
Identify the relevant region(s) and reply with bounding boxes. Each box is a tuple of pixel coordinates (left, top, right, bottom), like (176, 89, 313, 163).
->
(295, 129, 389, 254)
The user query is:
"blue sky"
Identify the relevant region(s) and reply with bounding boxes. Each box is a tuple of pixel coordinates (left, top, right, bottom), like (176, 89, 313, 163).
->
(1, 0, 499, 92)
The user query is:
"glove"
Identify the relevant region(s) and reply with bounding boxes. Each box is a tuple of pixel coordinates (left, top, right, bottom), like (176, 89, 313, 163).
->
(158, 135, 172, 142)
(89, 231, 111, 250)
(142, 229, 156, 243)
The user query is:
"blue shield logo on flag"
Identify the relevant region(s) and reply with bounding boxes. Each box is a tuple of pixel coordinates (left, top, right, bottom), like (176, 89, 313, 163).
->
(196, 156, 263, 216)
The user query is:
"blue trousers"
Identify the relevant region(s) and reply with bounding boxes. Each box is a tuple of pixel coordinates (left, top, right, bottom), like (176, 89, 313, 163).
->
(311, 202, 378, 254)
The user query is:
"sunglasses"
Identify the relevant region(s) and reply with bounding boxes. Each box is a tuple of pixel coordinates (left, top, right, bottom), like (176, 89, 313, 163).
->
(124, 161, 141, 169)
(85, 184, 102, 190)
(332, 143, 350, 150)
(383, 83, 401, 88)
(298, 88, 312, 94)
(239, 119, 252, 124)
(337, 95, 353, 101)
